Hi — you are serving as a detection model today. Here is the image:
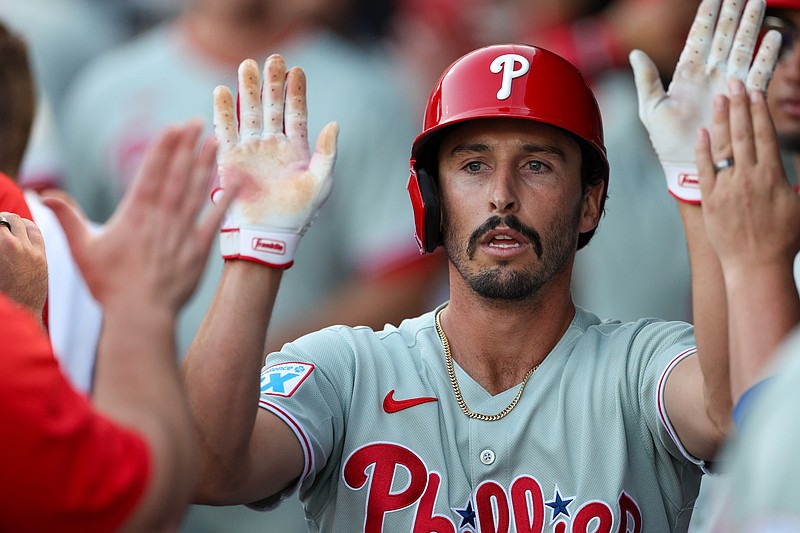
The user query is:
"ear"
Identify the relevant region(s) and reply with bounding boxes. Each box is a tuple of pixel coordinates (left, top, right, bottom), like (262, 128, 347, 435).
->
(578, 181, 604, 234)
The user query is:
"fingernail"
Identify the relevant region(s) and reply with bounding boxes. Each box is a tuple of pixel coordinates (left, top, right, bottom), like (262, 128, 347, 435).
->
(729, 78, 744, 95)
(750, 89, 763, 104)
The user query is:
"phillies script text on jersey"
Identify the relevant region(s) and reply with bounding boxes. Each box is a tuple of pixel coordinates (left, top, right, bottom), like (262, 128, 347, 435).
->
(342, 442, 642, 533)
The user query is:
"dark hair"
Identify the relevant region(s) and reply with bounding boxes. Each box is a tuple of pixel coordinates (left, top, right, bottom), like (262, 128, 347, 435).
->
(576, 139, 607, 249)
(0, 21, 35, 180)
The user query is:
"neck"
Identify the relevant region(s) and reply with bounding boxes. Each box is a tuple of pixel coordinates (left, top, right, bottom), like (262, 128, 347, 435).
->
(439, 278, 576, 395)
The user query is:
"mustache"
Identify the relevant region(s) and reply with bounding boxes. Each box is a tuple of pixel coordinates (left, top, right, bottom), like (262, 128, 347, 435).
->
(466, 215, 542, 259)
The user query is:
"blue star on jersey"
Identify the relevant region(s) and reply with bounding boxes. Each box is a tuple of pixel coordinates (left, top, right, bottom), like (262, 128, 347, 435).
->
(452, 500, 476, 530)
(546, 487, 574, 522)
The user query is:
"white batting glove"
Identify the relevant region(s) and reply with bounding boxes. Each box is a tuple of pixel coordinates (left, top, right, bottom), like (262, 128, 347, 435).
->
(630, 0, 780, 204)
(213, 55, 338, 268)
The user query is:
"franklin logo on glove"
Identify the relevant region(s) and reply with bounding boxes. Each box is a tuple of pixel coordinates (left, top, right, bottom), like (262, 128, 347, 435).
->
(252, 238, 286, 255)
(678, 173, 701, 189)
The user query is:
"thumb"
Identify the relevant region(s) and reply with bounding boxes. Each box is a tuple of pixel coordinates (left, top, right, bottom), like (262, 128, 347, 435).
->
(308, 121, 338, 203)
(308, 121, 338, 179)
(42, 196, 93, 264)
(630, 50, 665, 118)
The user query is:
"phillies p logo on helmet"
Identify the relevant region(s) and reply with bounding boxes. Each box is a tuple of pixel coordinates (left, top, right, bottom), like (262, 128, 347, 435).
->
(490, 54, 530, 100)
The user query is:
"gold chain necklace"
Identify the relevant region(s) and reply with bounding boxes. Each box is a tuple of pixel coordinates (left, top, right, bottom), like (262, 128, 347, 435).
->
(434, 307, 540, 422)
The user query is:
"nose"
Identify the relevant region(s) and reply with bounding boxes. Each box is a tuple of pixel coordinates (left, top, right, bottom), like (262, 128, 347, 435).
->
(488, 167, 518, 213)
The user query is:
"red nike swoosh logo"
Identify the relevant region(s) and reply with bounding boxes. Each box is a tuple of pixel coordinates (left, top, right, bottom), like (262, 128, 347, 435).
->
(383, 390, 438, 413)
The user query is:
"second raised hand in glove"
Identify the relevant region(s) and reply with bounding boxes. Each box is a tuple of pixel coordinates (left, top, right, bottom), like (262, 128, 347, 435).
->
(214, 54, 338, 268)
(630, 0, 780, 204)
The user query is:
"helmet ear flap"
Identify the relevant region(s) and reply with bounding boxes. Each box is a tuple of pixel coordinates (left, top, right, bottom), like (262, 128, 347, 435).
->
(407, 167, 442, 254)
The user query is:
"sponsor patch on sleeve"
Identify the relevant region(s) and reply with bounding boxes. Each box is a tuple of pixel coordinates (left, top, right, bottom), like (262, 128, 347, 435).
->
(260, 362, 315, 397)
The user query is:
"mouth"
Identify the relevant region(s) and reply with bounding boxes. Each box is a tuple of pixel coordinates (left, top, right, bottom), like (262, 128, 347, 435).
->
(478, 228, 530, 259)
(485, 233, 523, 249)
(488, 235, 521, 249)
(466, 215, 543, 259)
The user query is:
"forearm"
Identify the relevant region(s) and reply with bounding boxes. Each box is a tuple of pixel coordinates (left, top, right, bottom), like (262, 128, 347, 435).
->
(92, 304, 196, 530)
(680, 202, 731, 429)
(723, 261, 800, 400)
(182, 259, 283, 497)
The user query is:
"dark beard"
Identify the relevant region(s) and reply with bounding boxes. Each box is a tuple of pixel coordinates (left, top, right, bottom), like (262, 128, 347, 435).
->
(443, 208, 580, 302)
(469, 266, 541, 300)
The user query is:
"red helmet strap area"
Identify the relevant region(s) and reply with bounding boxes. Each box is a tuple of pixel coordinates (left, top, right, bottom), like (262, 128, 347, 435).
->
(407, 167, 441, 254)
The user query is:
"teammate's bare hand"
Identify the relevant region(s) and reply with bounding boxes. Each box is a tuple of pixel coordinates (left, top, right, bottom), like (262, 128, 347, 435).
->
(213, 55, 338, 268)
(44, 121, 233, 314)
(697, 79, 800, 271)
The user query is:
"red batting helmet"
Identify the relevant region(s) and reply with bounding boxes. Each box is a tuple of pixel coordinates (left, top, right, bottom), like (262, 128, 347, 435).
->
(767, 0, 800, 9)
(407, 43, 609, 254)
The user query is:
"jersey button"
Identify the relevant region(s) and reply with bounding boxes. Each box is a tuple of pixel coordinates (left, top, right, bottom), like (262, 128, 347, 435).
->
(480, 449, 495, 465)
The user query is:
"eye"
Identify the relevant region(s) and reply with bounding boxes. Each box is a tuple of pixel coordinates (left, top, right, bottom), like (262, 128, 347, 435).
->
(527, 160, 546, 172)
(465, 161, 483, 173)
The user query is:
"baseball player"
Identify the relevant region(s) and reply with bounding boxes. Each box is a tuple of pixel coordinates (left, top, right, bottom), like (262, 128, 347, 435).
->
(182, 0, 792, 531)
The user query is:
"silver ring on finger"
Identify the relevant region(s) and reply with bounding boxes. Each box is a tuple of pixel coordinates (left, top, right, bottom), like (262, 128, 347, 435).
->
(0, 214, 10, 231)
(713, 157, 735, 174)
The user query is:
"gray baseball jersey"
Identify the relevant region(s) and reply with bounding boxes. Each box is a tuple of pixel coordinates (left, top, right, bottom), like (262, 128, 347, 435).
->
(257, 304, 705, 532)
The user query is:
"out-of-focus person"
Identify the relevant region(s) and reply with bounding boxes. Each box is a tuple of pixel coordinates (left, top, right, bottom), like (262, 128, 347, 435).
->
(0, 20, 34, 182)
(0, 21, 102, 391)
(0, 0, 125, 110)
(535, 0, 701, 324)
(0, 120, 231, 532)
(0, 0, 128, 190)
(385, 0, 607, 112)
(762, 0, 800, 286)
(525, 0, 694, 85)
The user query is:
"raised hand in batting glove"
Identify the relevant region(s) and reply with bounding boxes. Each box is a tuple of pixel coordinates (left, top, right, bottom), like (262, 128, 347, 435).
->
(630, 0, 780, 204)
(214, 54, 338, 268)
